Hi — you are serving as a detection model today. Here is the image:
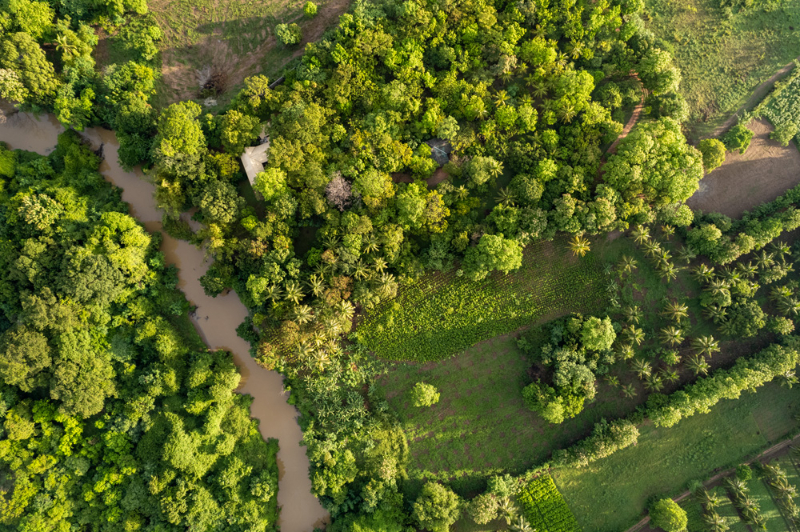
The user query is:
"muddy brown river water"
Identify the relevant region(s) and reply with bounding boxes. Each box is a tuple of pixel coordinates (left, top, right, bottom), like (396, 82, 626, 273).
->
(0, 109, 329, 531)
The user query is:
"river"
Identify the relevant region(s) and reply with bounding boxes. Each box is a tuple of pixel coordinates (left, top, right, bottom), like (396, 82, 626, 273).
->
(0, 109, 329, 532)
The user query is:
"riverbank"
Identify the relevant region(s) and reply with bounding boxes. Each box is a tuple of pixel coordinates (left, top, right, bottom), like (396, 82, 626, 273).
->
(0, 108, 329, 532)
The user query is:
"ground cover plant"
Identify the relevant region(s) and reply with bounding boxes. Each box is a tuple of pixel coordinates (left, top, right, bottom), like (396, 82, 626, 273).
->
(755, 61, 800, 146)
(552, 380, 800, 532)
(358, 239, 606, 361)
(518, 474, 581, 532)
(643, 0, 800, 137)
(0, 137, 280, 530)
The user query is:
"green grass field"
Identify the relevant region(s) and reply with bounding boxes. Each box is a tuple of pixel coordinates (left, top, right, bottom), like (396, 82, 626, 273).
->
(359, 239, 606, 362)
(644, 0, 800, 138)
(553, 381, 800, 532)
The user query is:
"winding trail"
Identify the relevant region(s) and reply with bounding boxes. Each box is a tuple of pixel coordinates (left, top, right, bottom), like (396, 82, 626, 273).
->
(606, 77, 645, 156)
(623, 431, 800, 532)
(0, 108, 329, 532)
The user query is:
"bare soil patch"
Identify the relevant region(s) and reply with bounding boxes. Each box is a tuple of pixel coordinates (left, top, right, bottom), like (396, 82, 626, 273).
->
(687, 118, 800, 218)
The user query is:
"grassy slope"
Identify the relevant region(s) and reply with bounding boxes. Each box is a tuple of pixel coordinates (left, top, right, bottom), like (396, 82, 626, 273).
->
(644, 0, 800, 138)
(553, 381, 800, 532)
(359, 239, 606, 361)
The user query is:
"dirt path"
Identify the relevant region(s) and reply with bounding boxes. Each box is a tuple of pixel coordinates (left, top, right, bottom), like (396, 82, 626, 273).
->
(711, 56, 800, 138)
(624, 432, 800, 532)
(607, 79, 645, 156)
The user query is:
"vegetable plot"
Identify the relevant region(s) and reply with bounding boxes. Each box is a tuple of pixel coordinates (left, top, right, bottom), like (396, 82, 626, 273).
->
(519, 474, 582, 532)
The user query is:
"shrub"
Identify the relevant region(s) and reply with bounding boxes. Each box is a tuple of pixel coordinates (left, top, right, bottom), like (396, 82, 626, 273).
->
(723, 123, 754, 154)
(698, 138, 726, 172)
(303, 1, 318, 17)
(275, 23, 302, 45)
(411, 482, 461, 532)
(650, 498, 687, 532)
(771, 122, 798, 146)
(410, 382, 440, 407)
(467, 493, 498, 525)
(735, 464, 752, 481)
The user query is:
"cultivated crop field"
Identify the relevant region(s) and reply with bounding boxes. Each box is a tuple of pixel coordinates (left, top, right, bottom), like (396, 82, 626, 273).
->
(553, 381, 800, 532)
(644, 0, 800, 137)
(358, 240, 606, 362)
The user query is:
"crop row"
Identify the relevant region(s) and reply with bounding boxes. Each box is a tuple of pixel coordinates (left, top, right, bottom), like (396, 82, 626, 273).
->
(518, 475, 582, 532)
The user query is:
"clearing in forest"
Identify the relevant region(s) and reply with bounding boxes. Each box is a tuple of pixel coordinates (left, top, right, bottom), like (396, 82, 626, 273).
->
(358, 240, 606, 362)
(644, 0, 800, 138)
(553, 381, 800, 532)
(146, 0, 350, 103)
(687, 118, 800, 218)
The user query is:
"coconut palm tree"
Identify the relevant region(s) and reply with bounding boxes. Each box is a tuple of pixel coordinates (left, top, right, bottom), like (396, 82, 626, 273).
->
(569, 234, 591, 257)
(307, 275, 325, 296)
(624, 325, 645, 345)
(736, 261, 758, 279)
(373, 257, 387, 273)
(662, 369, 680, 384)
(705, 279, 730, 298)
(494, 90, 510, 107)
(692, 264, 716, 283)
(560, 103, 577, 123)
(755, 250, 775, 270)
(778, 297, 800, 316)
(496, 187, 516, 206)
(631, 224, 650, 245)
(604, 375, 620, 388)
(703, 511, 728, 532)
(284, 281, 305, 305)
(771, 241, 791, 257)
(662, 300, 689, 322)
(677, 245, 697, 264)
(660, 326, 685, 347)
(621, 383, 637, 398)
(658, 263, 679, 282)
(623, 305, 642, 324)
(264, 284, 283, 302)
(686, 355, 710, 376)
(642, 240, 661, 257)
(661, 224, 675, 238)
(692, 335, 720, 357)
(336, 300, 355, 320)
(363, 235, 380, 254)
(294, 305, 314, 325)
(703, 305, 728, 324)
(509, 516, 533, 532)
(532, 81, 548, 99)
(644, 374, 664, 392)
(631, 358, 652, 379)
(619, 255, 638, 275)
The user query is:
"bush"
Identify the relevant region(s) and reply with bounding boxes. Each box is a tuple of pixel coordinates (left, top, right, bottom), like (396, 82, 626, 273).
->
(467, 493, 498, 525)
(736, 464, 752, 481)
(303, 1, 317, 17)
(650, 498, 687, 532)
(410, 382, 440, 407)
(411, 482, 461, 532)
(697, 138, 726, 172)
(723, 123, 754, 154)
(771, 122, 798, 146)
(275, 23, 302, 45)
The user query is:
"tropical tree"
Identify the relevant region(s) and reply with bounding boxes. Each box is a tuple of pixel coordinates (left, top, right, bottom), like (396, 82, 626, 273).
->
(621, 383, 637, 398)
(624, 325, 645, 345)
(660, 326, 684, 347)
(631, 358, 652, 380)
(686, 356, 710, 377)
(662, 300, 689, 322)
(569, 234, 591, 257)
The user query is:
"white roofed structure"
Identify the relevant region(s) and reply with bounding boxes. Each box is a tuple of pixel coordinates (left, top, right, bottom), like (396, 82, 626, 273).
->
(240, 138, 270, 192)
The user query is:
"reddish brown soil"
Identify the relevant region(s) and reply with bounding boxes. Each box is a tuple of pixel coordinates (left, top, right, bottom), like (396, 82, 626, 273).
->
(687, 119, 800, 218)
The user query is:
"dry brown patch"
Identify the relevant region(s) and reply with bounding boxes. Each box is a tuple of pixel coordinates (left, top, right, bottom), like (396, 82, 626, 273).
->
(687, 118, 800, 218)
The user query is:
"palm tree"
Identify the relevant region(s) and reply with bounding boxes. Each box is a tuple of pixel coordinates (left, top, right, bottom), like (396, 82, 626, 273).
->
(264, 284, 283, 302)
(497, 496, 518, 525)
(704, 304, 728, 324)
(619, 255, 638, 275)
(705, 279, 730, 298)
(621, 383, 637, 398)
(660, 326, 684, 347)
(532, 81, 548, 99)
(496, 187, 516, 206)
(336, 300, 355, 320)
(703, 511, 729, 532)
(494, 90, 510, 108)
(755, 250, 775, 270)
(560, 103, 577, 123)
(644, 373, 664, 392)
(642, 240, 661, 257)
(307, 275, 325, 296)
(778, 297, 800, 316)
(488, 159, 504, 179)
(692, 335, 720, 357)
(780, 369, 798, 389)
(662, 368, 680, 384)
(736, 261, 758, 279)
(604, 375, 620, 388)
(569, 234, 591, 257)
(692, 264, 716, 283)
(771, 241, 791, 257)
(662, 300, 689, 322)
(294, 305, 314, 325)
(631, 358, 652, 380)
(661, 224, 675, 238)
(617, 343, 635, 361)
(363, 235, 380, 254)
(623, 305, 642, 324)
(631, 224, 651, 245)
(624, 325, 645, 345)
(567, 40, 584, 59)
(353, 261, 369, 281)
(510, 516, 533, 532)
(373, 257, 387, 273)
(686, 355, 710, 376)
(284, 280, 304, 305)
(720, 266, 741, 283)
(677, 245, 697, 264)
(518, 93, 533, 106)
(658, 263, 679, 282)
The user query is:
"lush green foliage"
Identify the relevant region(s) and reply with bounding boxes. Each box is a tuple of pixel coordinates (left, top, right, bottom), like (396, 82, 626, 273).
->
(650, 498, 688, 532)
(518, 475, 581, 532)
(411, 482, 461, 532)
(0, 136, 279, 531)
(722, 123, 754, 154)
(410, 382, 440, 407)
(756, 61, 800, 147)
(698, 138, 726, 172)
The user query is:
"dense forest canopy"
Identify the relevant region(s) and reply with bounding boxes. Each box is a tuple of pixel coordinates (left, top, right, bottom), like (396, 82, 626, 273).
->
(0, 135, 279, 531)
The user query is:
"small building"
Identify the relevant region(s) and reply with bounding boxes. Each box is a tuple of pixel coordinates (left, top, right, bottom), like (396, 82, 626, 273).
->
(425, 138, 452, 167)
(240, 127, 270, 194)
